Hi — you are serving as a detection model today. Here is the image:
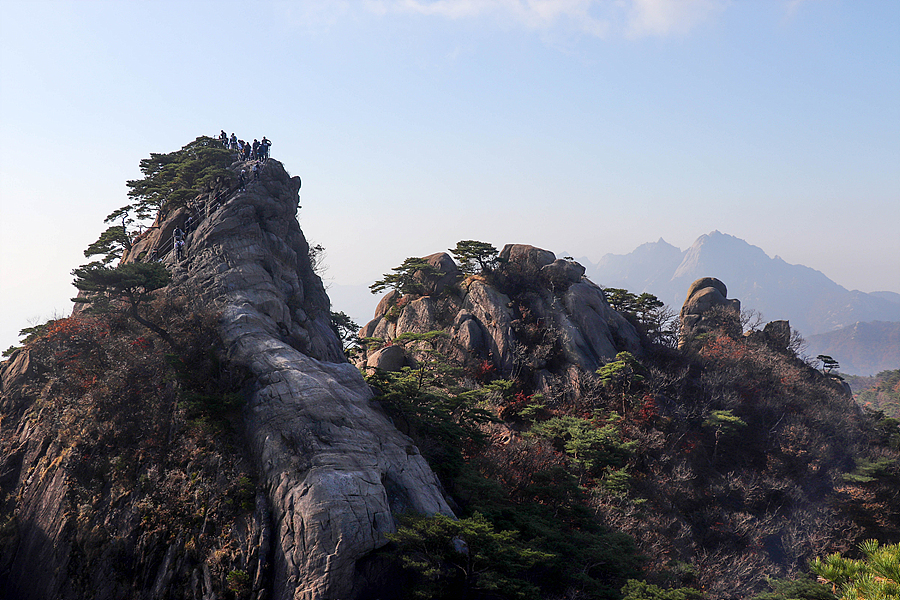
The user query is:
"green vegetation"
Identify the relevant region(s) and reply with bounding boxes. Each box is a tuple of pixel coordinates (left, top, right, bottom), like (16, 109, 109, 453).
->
(603, 288, 678, 347)
(817, 354, 841, 376)
(450, 240, 500, 276)
(702, 409, 747, 462)
(531, 413, 636, 477)
(748, 575, 836, 600)
(83, 223, 132, 266)
(72, 261, 175, 348)
(856, 369, 900, 420)
(123, 135, 233, 221)
(330, 310, 360, 351)
(387, 512, 551, 599)
(370, 257, 445, 296)
(811, 540, 900, 600)
(620, 579, 704, 600)
(366, 330, 647, 598)
(598, 351, 648, 414)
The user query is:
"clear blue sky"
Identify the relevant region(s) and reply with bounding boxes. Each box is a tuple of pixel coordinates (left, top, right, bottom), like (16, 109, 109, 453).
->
(1, 0, 898, 351)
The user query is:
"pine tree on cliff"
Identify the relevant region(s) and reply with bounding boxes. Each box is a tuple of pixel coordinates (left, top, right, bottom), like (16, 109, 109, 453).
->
(121, 136, 233, 222)
(450, 240, 499, 275)
(369, 257, 442, 296)
(72, 262, 178, 349)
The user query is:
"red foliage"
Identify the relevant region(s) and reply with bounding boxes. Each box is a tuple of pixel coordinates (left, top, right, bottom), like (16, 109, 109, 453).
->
(131, 337, 153, 350)
(499, 391, 532, 420)
(633, 394, 658, 425)
(472, 359, 496, 381)
(681, 435, 700, 454)
(699, 335, 748, 362)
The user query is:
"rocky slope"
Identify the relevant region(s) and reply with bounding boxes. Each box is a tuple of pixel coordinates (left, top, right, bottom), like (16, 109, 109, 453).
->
(357, 245, 642, 392)
(1, 158, 451, 600)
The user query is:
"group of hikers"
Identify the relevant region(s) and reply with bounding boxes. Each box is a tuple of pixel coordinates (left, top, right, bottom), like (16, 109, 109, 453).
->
(144, 130, 275, 264)
(219, 130, 271, 162)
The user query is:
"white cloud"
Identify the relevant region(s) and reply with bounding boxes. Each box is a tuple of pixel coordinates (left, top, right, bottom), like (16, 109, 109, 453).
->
(365, 0, 612, 37)
(361, 0, 726, 38)
(624, 0, 726, 38)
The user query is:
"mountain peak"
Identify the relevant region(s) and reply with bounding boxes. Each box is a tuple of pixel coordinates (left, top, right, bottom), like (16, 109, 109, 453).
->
(591, 231, 900, 337)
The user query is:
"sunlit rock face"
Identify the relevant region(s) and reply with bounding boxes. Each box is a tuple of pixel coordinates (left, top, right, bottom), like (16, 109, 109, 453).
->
(138, 159, 452, 599)
(358, 243, 642, 394)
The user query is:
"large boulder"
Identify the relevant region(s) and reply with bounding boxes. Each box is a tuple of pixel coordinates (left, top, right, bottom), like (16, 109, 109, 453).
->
(462, 281, 517, 374)
(366, 344, 410, 372)
(763, 320, 792, 351)
(499, 244, 556, 276)
(679, 277, 742, 347)
(541, 258, 586, 289)
(416, 252, 462, 295)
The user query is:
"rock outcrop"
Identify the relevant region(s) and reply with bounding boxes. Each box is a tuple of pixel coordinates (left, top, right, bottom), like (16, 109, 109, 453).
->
(678, 277, 742, 348)
(358, 244, 641, 393)
(2, 158, 452, 600)
(165, 159, 452, 599)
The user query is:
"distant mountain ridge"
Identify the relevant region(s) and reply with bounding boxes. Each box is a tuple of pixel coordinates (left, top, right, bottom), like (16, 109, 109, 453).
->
(581, 231, 900, 337)
(806, 321, 900, 376)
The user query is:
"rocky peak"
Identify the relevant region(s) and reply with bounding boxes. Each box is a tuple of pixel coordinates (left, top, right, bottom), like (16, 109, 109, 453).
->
(678, 276, 742, 348)
(168, 159, 453, 598)
(8, 157, 453, 600)
(359, 245, 641, 393)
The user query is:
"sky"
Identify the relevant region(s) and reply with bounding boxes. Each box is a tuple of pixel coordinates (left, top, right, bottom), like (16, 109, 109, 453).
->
(1, 0, 898, 352)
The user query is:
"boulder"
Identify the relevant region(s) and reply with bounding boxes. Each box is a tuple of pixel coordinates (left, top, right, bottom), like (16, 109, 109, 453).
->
(683, 277, 728, 303)
(679, 277, 742, 347)
(562, 282, 642, 368)
(366, 345, 409, 372)
(763, 320, 792, 351)
(463, 281, 517, 374)
(455, 318, 485, 354)
(499, 244, 556, 276)
(414, 252, 461, 295)
(373, 289, 400, 320)
(541, 259, 585, 288)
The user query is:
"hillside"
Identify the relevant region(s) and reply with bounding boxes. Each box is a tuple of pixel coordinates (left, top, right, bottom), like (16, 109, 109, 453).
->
(0, 137, 449, 600)
(586, 231, 900, 337)
(354, 248, 900, 599)
(1, 139, 899, 600)
(850, 369, 900, 420)
(806, 321, 900, 376)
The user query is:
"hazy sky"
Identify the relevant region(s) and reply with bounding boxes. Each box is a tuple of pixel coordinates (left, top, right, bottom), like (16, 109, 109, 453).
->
(1, 0, 898, 351)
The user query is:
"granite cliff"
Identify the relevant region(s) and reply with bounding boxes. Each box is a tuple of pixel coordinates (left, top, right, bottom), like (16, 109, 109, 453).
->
(0, 156, 450, 600)
(357, 245, 642, 394)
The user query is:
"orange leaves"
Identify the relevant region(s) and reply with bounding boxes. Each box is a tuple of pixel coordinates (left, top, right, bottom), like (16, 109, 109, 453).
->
(699, 335, 749, 363)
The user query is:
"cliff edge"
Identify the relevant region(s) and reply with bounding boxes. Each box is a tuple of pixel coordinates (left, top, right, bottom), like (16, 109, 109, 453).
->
(1, 157, 451, 600)
(158, 159, 452, 599)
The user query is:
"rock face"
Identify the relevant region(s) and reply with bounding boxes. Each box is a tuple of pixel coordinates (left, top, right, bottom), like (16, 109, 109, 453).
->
(358, 243, 641, 393)
(3, 158, 450, 600)
(162, 159, 452, 599)
(679, 277, 742, 348)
